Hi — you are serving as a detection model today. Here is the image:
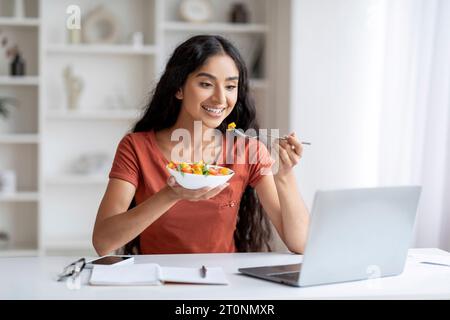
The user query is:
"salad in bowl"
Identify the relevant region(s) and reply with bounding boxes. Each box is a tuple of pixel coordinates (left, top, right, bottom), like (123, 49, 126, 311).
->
(166, 160, 234, 190)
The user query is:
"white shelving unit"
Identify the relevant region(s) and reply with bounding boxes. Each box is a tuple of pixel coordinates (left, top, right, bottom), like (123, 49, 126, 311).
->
(0, 75, 39, 85)
(0, 0, 290, 257)
(163, 22, 268, 33)
(0, 0, 40, 257)
(0, 17, 40, 27)
(38, 0, 158, 256)
(45, 44, 157, 56)
(0, 192, 40, 202)
(46, 109, 141, 121)
(0, 133, 40, 143)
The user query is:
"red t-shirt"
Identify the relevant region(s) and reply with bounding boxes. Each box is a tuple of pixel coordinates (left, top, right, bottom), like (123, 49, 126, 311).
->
(109, 130, 274, 254)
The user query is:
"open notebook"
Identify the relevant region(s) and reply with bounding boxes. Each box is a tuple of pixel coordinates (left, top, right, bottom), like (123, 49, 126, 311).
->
(89, 263, 229, 286)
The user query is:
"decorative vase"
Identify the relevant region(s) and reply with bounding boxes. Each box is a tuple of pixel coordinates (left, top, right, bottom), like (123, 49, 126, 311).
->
(132, 32, 144, 48)
(68, 28, 82, 44)
(0, 170, 17, 194)
(10, 52, 26, 76)
(0, 231, 10, 250)
(63, 66, 83, 110)
(230, 3, 249, 23)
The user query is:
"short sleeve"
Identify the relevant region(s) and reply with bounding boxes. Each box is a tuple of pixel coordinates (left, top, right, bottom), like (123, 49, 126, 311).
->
(247, 140, 275, 188)
(109, 134, 140, 188)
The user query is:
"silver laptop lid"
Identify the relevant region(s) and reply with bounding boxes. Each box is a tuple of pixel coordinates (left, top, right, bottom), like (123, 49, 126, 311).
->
(299, 186, 421, 287)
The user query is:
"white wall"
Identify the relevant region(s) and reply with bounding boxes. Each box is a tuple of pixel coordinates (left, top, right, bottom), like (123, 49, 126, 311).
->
(290, 0, 387, 207)
(288, 0, 450, 251)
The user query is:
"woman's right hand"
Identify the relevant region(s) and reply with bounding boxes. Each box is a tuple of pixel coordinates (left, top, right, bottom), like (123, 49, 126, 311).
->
(166, 176, 229, 201)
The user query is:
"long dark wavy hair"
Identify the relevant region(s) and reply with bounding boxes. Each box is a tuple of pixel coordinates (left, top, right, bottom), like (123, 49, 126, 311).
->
(122, 35, 272, 254)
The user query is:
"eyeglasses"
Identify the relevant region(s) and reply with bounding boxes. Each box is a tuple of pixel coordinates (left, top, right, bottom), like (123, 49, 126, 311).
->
(57, 258, 86, 282)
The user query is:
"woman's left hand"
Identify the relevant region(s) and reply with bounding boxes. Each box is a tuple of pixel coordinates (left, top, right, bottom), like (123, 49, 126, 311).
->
(272, 132, 303, 178)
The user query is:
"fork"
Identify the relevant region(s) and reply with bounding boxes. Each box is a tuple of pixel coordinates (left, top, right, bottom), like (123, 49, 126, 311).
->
(231, 129, 311, 145)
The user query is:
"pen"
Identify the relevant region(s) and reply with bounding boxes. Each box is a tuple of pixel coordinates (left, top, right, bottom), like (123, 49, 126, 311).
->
(200, 265, 207, 278)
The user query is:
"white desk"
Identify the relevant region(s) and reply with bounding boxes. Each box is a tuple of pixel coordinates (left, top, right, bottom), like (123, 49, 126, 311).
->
(0, 248, 449, 300)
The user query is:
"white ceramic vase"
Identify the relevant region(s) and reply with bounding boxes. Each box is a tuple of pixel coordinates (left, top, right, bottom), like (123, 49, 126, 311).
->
(0, 170, 17, 194)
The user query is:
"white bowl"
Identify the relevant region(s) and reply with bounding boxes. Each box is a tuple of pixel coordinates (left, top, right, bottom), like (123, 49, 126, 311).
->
(166, 165, 234, 190)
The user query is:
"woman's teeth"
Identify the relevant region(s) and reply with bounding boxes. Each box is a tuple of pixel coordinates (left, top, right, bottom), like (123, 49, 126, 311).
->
(202, 106, 225, 115)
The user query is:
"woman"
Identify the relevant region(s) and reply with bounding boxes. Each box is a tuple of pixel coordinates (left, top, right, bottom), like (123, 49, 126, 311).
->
(92, 35, 309, 256)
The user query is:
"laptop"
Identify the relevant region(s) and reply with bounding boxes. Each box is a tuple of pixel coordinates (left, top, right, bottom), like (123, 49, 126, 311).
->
(238, 186, 422, 287)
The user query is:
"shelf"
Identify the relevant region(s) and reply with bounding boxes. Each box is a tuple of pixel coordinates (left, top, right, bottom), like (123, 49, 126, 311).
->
(46, 44, 157, 56)
(0, 76, 40, 86)
(0, 248, 38, 257)
(0, 192, 39, 202)
(0, 17, 40, 27)
(0, 134, 40, 144)
(46, 109, 141, 121)
(46, 174, 108, 185)
(163, 22, 268, 33)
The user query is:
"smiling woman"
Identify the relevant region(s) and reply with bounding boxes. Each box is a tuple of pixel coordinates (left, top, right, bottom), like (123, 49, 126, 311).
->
(92, 35, 310, 256)
(174, 55, 239, 126)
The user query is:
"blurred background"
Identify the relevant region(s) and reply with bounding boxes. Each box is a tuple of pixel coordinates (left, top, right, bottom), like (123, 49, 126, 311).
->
(0, 0, 448, 257)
